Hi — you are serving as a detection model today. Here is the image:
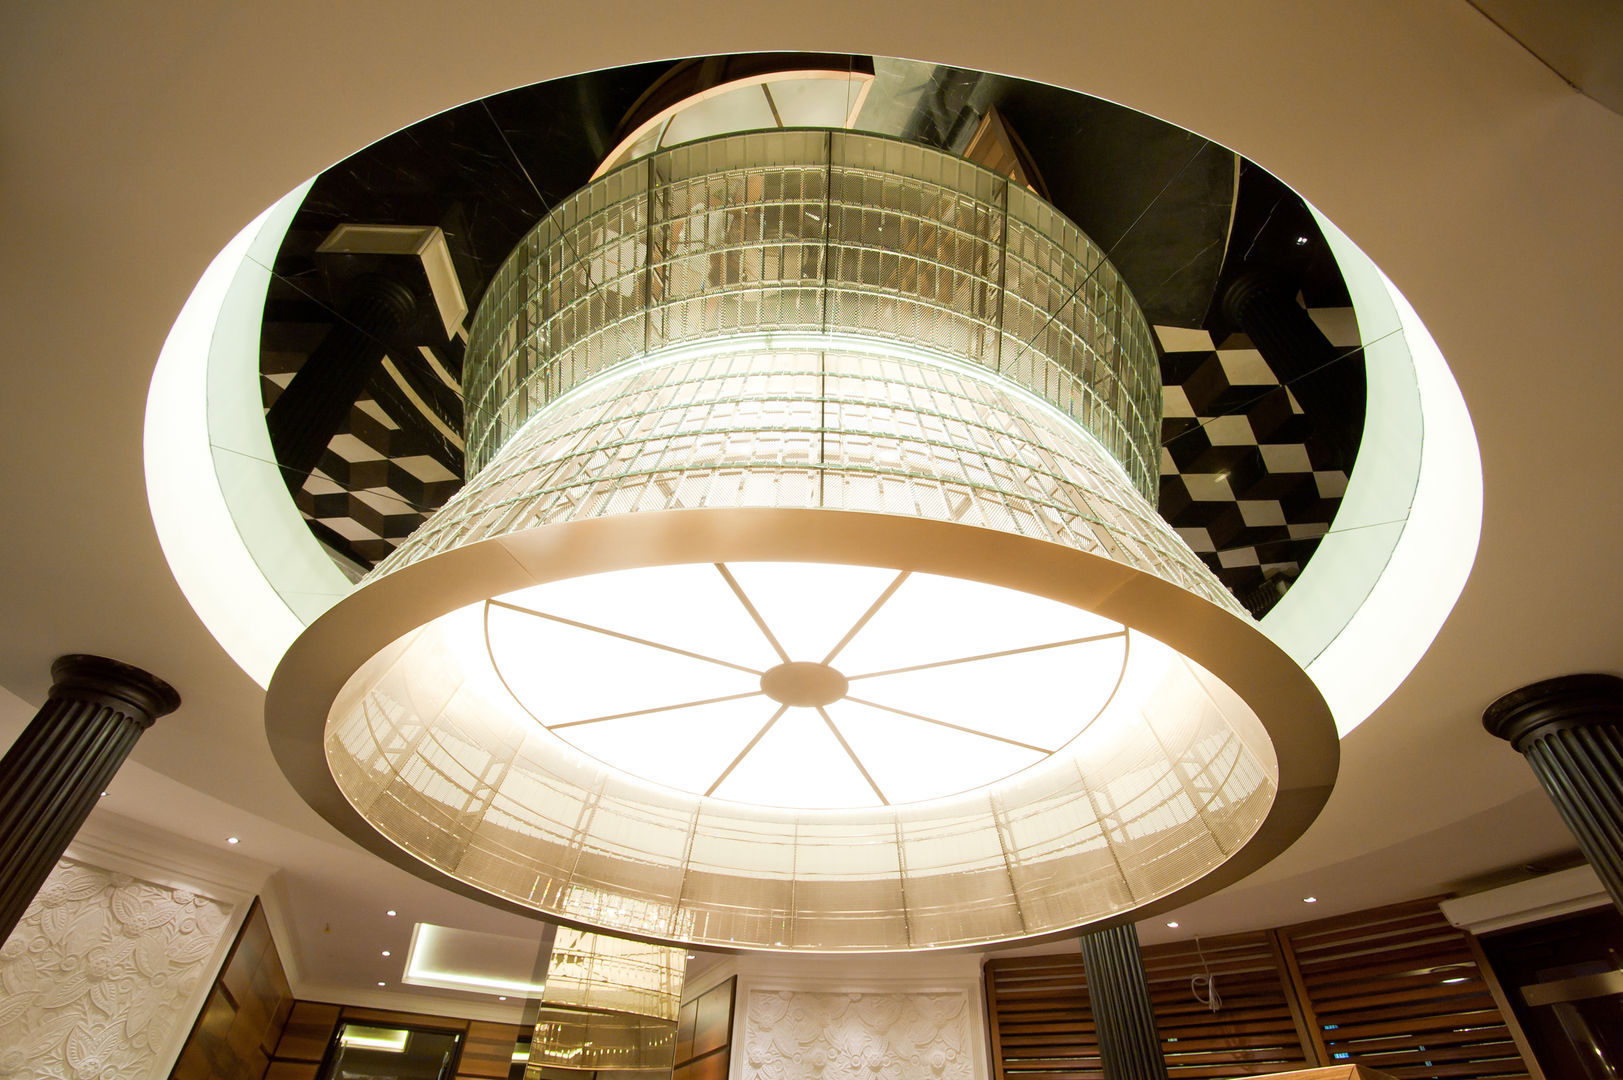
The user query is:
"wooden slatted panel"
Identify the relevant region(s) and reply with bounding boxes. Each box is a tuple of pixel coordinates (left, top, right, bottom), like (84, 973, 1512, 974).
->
(1142, 931, 1313, 1078)
(1283, 900, 1530, 1080)
(985, 954, 1102, 1080)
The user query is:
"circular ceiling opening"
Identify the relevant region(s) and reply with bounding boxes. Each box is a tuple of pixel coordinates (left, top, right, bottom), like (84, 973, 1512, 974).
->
(253, 62, 1352, 952)
(254, 55, 1367, 618)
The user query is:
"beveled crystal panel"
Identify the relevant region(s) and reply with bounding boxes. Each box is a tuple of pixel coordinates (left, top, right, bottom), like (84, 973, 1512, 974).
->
(374, 344, 1234, 616)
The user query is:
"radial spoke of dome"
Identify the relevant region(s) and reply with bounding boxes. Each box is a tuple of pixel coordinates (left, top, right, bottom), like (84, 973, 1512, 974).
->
(714, 563, 790, 663)
(705, 704, 790, 796)
(487, 598, 763, 675)
(816, 707, 889, 806)
(548, 690, 768, 731)
(821, 571, 909, 666)
(843, 695, 1057, 755)
(845, 629, 1126, 682)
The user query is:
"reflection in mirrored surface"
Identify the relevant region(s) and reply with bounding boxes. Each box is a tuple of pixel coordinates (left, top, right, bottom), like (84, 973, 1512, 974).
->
(324, 1023, 462, 1080)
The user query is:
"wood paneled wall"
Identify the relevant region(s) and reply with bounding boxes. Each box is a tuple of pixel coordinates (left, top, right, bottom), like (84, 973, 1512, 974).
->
(675, 977, 736, 1080)
(263, 1001, 339, 1080)
(1148, 931, 1310, 1077)
(985, 900, 1536, 1080)
(171, 900, 296, 1080)
(984, 953, 1101, 1080)
(1279, 901, 1528, 1079)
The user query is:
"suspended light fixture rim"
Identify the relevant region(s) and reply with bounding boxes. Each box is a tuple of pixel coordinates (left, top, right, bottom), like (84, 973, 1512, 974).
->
(266, 506, 1338, 950)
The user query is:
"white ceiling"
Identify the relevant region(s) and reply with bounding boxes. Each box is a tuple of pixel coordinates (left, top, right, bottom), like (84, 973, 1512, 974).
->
(2, 0, 1619, 1008)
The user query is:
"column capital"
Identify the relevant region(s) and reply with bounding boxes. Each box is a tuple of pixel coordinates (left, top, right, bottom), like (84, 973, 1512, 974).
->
(1483, 673, 1623, 752)
(2, 655, 177, 943)
(48, 654, 180, 724)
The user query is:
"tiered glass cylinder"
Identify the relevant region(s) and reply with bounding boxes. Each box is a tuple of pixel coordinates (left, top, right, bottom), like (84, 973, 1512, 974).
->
(461, 130, 1161, 500)
(375, 340, 1233, 615)
(271, 129, 1337, 954)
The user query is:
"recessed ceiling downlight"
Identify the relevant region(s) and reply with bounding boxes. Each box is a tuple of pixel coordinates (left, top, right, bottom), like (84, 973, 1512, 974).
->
(266, 129, 1338, 952)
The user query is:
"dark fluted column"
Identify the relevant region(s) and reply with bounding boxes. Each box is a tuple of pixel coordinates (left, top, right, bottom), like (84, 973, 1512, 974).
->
(265, 275, 416, 481)
(0, 655, 179, 943)
(1484, 674, 1623, 913)
(1079, 923, 1168, 1080)
(1222, 267, 1364, 474)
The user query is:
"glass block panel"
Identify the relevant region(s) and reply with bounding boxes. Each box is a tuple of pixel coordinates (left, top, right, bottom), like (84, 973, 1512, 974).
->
(462, 130, 1159, 498)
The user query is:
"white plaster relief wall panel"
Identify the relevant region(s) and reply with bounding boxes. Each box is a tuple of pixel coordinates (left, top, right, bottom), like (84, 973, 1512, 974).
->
(0, 857, 231, 1080)
(743, 990, 974, 1080)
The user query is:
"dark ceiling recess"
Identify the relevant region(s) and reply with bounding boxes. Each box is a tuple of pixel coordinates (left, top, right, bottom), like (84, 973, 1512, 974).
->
(260, 62, 667, 569)
(257, 54, 1366, 615)
(986, 80, 1237, 329)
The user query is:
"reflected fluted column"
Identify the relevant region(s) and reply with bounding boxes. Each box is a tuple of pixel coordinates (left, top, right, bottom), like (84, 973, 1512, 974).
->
(0, 655, 179, 943)
(1484, 673, 1623, 913)
(1079, 923, 1168, 1080)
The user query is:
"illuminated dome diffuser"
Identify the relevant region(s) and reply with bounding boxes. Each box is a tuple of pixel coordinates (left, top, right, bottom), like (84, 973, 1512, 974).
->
(268, 129, 1338, 952)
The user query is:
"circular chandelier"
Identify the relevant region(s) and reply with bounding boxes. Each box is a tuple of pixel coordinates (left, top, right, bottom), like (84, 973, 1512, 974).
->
(268, 128, 1337, 952)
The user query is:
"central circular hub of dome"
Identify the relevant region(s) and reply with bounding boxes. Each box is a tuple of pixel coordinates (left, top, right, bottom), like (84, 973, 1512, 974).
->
(760, 661, 849, 707)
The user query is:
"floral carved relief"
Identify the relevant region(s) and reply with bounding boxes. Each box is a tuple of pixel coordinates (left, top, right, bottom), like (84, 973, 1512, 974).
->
(0, 858, 231, 1080)
(742, 990, 973, 1080)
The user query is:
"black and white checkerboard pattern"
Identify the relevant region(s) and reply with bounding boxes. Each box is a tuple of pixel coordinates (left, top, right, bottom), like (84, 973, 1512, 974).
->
(261, 368, 460, 576)
(1154, 308, 1359, 608)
